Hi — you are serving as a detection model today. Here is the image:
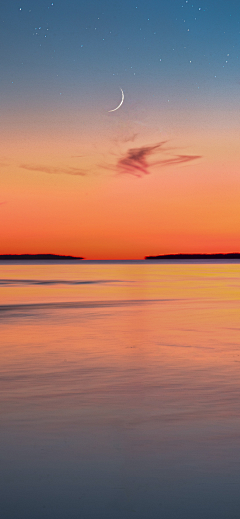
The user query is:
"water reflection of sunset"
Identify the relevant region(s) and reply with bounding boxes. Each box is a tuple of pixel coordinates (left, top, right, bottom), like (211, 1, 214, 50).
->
(1, 262, 240, 517)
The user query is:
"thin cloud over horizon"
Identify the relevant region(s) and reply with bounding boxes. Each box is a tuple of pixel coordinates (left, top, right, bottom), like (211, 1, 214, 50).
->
(20, 164, 87, 177)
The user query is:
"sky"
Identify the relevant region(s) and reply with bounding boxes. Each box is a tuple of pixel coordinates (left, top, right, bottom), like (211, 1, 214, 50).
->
(1, 0, 240, 259)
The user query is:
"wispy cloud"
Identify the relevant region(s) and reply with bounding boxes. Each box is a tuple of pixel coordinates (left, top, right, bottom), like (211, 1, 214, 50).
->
(20, 140, 201, 179)
(20, 164, 86, 176)
(116, 141, 202, 177)
(120, 133, 138, 144)
(117, 142, 164, 176)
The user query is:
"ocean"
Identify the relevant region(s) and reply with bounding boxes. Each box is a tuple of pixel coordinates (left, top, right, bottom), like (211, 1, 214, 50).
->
(1, 260, 240, 519)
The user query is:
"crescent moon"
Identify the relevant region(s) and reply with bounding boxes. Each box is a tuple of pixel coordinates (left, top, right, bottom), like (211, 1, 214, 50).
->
(108, 88, 124, 112)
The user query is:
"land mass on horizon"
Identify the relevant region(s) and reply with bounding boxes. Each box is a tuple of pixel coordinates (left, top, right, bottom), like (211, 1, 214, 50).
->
(0, 254, 84, 260)
(145, 253, 240, 260)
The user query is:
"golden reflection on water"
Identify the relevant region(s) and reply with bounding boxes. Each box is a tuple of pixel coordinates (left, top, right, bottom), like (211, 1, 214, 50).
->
(1, 261, 240, 305)
(1, 262, 240, 519)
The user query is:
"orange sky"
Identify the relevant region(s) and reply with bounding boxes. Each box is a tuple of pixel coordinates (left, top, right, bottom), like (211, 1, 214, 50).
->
(1, 0, 240, 259)
(1, 114, 240, 259)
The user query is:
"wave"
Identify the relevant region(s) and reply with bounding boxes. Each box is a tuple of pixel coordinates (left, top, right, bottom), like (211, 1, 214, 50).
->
(0, 298, 176, 315)
(0, 279, 121, 286)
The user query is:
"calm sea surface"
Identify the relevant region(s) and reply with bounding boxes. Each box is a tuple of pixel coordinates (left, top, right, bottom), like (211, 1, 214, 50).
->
(1, 260, 240, 519)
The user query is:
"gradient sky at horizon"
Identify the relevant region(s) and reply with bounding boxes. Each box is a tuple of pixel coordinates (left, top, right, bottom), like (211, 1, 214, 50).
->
(1, 0, 240, 259)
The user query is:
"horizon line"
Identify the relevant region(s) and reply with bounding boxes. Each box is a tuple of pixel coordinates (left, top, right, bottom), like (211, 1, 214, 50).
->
(1, 252, 240, 261)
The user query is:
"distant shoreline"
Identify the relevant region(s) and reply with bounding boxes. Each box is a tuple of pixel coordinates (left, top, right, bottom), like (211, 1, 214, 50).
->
(145, 253, 240, 260)
(0, 254, 84, 260)
(1, 253, 240, 261)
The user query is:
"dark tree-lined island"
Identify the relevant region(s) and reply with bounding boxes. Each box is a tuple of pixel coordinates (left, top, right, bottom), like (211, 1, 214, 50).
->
(145, 253, 240, 260)
(0, 254, 84, 260)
